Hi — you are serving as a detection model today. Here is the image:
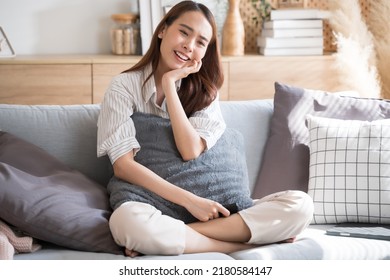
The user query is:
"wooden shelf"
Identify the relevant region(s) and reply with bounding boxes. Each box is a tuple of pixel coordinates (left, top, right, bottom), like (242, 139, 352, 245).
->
(0, 54, 345, 105)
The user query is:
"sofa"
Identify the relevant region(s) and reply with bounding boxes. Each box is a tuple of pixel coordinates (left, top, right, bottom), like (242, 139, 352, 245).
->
(1, 82, 390, 260)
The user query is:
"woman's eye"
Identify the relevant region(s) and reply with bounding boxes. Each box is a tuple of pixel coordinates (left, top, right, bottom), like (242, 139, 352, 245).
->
(180, 30, 188, 36)
(198, 39, 208, 47)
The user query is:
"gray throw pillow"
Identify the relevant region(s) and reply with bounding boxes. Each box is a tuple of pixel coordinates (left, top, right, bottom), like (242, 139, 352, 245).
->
(0, 131, 122, 255)
(253, 82, 390, 199)
(108, 112, 253, 224)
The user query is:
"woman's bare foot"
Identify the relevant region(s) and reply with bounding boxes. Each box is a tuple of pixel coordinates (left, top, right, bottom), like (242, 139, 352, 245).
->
(125, 248, 141, 258)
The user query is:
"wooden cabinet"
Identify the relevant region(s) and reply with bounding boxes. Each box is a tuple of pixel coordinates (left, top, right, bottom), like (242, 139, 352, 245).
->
(226, 54, 344, 100)
(0, 62, 91, 105)
(92, 63, 134, 103)
(0, 54, 344, 105)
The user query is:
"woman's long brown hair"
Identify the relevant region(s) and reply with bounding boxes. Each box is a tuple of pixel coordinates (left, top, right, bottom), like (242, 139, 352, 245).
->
(123, 1, 224, 117)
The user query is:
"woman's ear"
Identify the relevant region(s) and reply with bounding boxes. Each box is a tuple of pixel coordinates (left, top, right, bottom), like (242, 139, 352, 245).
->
(158, 25, 167, 39)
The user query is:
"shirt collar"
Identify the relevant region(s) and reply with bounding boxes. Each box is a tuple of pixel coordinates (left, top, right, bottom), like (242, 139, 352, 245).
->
(142, 63, 182, 104)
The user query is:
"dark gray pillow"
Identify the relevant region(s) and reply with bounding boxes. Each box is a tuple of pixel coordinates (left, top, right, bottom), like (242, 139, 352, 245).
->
(0, 131, 122, 255)
(108, 113, 253, 224)
(253, 82, 390, 199)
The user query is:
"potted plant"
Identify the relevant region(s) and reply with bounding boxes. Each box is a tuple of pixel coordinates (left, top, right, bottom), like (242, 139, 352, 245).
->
(250, 0, 273, 26)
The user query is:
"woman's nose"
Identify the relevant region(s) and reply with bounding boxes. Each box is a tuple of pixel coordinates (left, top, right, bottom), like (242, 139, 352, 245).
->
(183, 39, 194, 52)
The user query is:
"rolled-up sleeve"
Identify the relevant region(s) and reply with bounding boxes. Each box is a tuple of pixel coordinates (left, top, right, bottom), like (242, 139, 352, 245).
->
(97, 77, 140, 164)
(189, 94, 226, 150)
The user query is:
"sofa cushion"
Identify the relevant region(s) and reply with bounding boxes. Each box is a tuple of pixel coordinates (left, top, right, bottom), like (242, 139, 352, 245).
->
(220, 100, 273, 194)
(230, 224, 390, 260)
(307, 115, 390, 224)
(0, 104, 111, 187)
(253, 82, 390, 199)
(0, 131, 122, 255)
(108, 112, 253, 224)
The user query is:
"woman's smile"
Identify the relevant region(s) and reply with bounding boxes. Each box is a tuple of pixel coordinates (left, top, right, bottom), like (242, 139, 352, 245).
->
(174, 50, 190, 62)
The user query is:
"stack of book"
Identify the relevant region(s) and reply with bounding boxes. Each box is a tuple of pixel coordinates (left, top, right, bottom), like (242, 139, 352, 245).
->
(257, 9, 330, 56)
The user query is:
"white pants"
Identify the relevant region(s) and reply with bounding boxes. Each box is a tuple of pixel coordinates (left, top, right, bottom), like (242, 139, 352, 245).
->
(109, 190, 313, 255)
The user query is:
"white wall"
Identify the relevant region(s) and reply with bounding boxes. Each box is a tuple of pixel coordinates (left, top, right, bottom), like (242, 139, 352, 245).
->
(0, 0, 139, 55)
(0, 0, 227, 55)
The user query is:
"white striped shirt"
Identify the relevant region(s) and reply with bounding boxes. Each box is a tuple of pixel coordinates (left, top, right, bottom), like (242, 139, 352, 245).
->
(97, 63, 226, 164)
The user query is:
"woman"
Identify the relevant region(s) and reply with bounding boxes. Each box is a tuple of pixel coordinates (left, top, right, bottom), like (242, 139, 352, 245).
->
(97, 1, 313, 257)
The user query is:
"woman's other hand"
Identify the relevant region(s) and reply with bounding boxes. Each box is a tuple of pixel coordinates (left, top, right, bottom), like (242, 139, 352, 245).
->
(184, 193, 230, 222)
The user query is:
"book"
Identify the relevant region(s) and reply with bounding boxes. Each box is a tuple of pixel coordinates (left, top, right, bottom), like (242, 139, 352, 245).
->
(259, 47, 323, 56)
(261, 28, 323, 38)
(270, 9, 331, 20)
(257, 36, 323, 48)
(263, 19, 323, 29)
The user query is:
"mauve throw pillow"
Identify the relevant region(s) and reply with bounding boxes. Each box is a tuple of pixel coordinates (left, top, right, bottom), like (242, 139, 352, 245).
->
(0, 131, 122, 255)
(252, 82, 390, 199)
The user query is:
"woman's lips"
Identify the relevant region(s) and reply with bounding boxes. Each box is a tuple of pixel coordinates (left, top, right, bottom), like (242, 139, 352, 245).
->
(174, 50, 190, 62)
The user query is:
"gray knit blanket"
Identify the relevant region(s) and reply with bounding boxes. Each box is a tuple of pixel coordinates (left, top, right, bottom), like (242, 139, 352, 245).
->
(108, 112, 253, 224)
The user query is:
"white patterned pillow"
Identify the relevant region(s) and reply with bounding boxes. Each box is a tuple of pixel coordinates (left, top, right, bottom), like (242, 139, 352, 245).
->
(307, 115, 390, 224)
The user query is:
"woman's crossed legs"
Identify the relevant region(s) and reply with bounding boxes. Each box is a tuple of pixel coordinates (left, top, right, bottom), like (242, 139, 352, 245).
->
(109, 190, 313, 257)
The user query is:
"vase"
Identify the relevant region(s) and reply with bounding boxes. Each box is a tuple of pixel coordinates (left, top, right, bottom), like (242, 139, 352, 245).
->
(222, 0, 245, 56)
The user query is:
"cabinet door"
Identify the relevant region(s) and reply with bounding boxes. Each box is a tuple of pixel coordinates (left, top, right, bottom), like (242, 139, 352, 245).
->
(92, 63, 134, 104)
(0, 64, 91, 104)
(229, 55, 343, 100)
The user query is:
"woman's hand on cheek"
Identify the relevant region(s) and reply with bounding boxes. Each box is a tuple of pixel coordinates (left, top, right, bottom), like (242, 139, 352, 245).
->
(161, 59, 202, 97)
(163, 59, 202, 83)
(188, 59, 202, 74)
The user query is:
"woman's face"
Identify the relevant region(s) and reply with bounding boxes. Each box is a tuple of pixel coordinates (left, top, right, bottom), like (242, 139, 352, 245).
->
(158, 11, 213, 72)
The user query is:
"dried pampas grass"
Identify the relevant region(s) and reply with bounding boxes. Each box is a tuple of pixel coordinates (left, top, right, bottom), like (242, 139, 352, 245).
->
(328, 0, 374, 48)
(328, 0, 381, 98)
(333, 34, 380, 98)
(366, 0, 390, 99)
